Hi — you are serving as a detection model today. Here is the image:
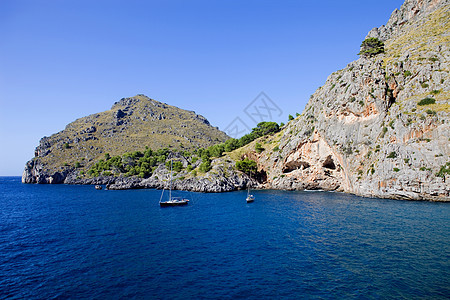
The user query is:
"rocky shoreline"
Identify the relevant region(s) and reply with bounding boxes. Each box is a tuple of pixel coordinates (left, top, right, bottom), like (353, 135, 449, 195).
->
(22, 158, 448, 202)
(23, 157, 259, 193)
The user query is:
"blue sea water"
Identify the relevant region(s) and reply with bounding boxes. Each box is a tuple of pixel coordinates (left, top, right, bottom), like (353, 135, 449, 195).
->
(0, 177, 449, 299)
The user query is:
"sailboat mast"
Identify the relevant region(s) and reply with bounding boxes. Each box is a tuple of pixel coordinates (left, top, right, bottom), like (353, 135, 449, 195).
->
(169, 159, 172, 200)
(248, 170, 251, 195)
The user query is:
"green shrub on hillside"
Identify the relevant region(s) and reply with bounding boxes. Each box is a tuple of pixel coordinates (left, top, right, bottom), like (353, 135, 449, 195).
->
(381, 127, 388, 138)
(358, 37, 385, 57)
(436, 162, 450, 180)
(426, 109, 436, 116)
(166, 160, 183, 172)
(255, 143, 264, 153)
(235, 158, 257, 175)
(418, 97, 436, 106)
(387, 151, 397, 159)
(389, 120, 395, 129)
(199, 155, 212, 173)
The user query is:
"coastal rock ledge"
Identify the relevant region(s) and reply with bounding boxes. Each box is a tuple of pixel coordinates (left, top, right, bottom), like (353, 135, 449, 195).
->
(23, 156, 257, 193)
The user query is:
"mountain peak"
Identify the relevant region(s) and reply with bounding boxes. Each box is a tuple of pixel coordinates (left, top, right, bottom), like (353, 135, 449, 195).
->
(367, 0, 448, 41)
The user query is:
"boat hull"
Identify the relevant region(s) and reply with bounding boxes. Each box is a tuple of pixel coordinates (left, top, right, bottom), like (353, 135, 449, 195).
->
(159, 200, 189, 207)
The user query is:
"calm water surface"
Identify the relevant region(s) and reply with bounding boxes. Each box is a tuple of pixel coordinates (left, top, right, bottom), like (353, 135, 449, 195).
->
(1, 177, 449, 299)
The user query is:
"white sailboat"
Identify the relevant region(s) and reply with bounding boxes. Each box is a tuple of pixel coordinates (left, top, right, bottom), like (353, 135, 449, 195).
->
(246, 188, 255, 203)
(246, 178, 255, 203)
(159, 160, 189, 207)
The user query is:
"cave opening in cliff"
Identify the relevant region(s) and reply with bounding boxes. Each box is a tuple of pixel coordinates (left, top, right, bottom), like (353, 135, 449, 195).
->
(323, 155, 336, 170)
(282, 161, 310, 173)
(255, 169, 267, 183)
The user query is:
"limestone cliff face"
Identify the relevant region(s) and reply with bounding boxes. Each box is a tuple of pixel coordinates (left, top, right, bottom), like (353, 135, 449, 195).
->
(248, 0, 449, 200)
(23, 95, 229, 184)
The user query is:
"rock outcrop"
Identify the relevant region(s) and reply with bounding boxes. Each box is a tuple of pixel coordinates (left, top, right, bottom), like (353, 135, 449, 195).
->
(243, 0, 449, 201)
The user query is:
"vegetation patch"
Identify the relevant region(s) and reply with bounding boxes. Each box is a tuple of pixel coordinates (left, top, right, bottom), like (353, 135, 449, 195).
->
(426, 109, 437, 116)
(235, 158, 257, 175)
(436, 162, 450, 180)
(358, 37, 385, 57)
(418, 97, 436, 106)
(225, 122, 280, 154)
(199, 155, 212, 173)
(387, 151, 397, 159)
(381, 127, 388, 138)
(255, 143, 265, 153)
(389, 120, 395, 129)
(88, 148, 170, 178)
(368, 164, 375, 175)
(166, 160, 183, 172)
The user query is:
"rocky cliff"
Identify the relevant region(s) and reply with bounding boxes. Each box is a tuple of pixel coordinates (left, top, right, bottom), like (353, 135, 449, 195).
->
(103, 157, 256, 192)
(23, 95, 229, 184)
(245, 0, 449, 201)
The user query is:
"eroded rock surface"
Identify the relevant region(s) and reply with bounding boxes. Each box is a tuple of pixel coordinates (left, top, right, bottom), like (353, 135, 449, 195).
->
(249, 0, 449, 201)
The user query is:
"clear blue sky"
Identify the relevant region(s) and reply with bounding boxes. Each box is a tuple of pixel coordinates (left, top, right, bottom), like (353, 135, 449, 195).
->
(0, 0, 404, 176)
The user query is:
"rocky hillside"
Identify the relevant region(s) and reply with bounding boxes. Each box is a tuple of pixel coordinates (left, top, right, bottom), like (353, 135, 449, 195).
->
(245, 0, 449, 201)
(23, 95, 229, 183)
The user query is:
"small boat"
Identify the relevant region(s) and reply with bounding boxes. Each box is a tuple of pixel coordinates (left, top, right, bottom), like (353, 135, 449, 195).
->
(95, 185, 102, 190)
(246, 193, 255, 203)
(246, 185, 255, 203)
(159, 159, 189, 207)
(159, 196, 189, 207)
